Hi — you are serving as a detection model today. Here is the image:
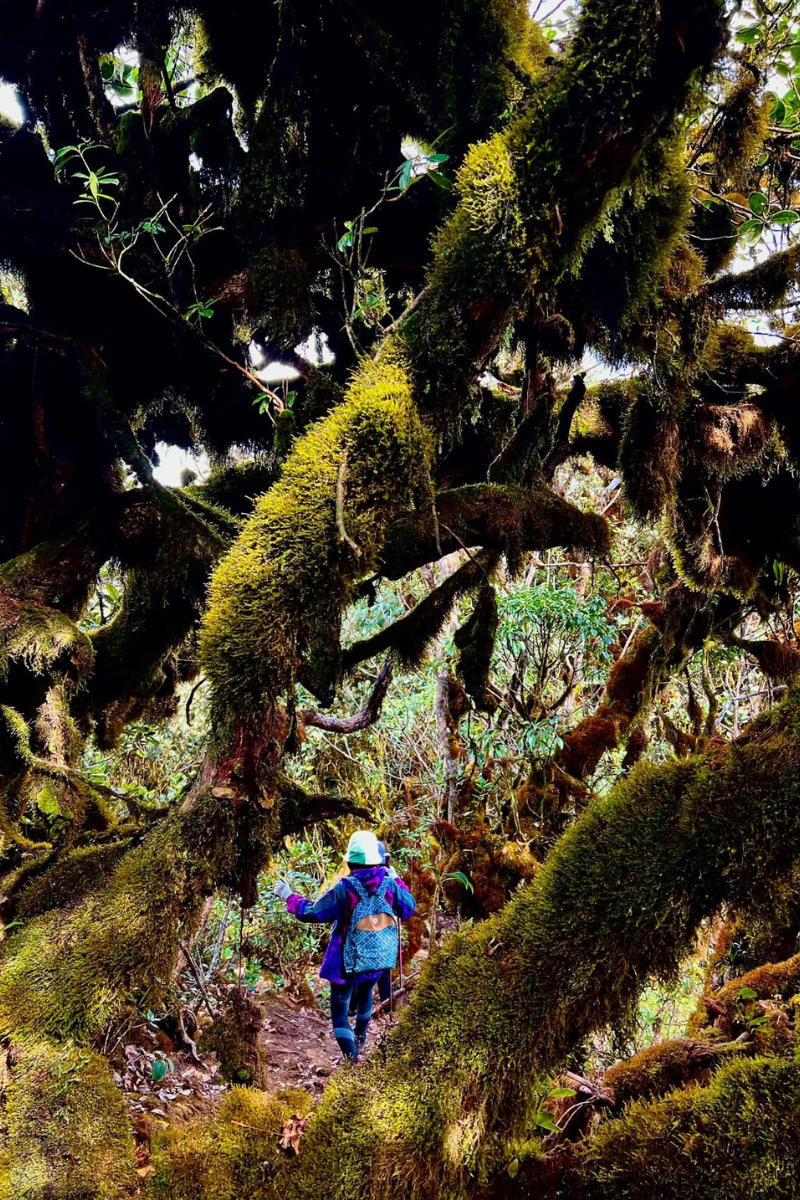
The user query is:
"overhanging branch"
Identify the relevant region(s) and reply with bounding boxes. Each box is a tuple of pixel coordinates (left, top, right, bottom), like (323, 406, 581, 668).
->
(300, 657, 394, 732)
(378, 483, 610, 581)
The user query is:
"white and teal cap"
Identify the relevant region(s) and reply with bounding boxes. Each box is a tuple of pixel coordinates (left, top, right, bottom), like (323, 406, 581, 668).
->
(345, 830, 382, 866)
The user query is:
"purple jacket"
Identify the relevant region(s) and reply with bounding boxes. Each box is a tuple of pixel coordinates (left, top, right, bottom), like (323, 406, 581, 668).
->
(286, 865, 416, 984)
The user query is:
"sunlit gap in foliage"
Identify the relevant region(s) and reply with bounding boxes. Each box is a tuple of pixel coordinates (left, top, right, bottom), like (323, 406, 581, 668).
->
(0, 79, 23, 125)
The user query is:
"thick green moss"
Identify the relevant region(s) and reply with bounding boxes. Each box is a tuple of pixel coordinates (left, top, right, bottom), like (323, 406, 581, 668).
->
(454, 582, 499, 711)
(199, 987, 266, 1085)
(0, 705, 32, 775)
(188, 460, 280, 516)
(0, 1040, 136, 1200)
(571, 1056, 800, 1199)
(149, 1085, 313, 1200)
(0, 592, 93, 687)
(403, 0, 724, 403)
(200, 350, 431, 720)
(712, 71, 769, 188)
(9, 840, 132, 921)
(602, 1036, 734, 1107)
(0, 788, 242, 1042)
(82, 491, 227, 747)
(248, 247, 314, 354)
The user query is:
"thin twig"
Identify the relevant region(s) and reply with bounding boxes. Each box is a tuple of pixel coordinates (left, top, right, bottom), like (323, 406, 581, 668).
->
(179, 940, 217, 1020)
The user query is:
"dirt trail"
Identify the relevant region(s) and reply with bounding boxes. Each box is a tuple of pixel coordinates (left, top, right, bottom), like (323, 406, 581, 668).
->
(112, 988, 398, 1135)
(258, 994, 393, 1094)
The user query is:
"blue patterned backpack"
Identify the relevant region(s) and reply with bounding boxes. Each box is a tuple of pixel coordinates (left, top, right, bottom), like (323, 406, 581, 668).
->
(343, 878, 399, 974)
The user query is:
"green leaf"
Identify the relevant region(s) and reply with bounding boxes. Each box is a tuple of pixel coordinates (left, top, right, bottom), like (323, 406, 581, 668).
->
(427, 153, 450, 163)
(735, 24, 762, 43)
(535, 1111, 559, 1131)
(36, 784, 60, 817)
(549, 1087, 577, 1098)
(362, 226, 379, 235)
(739, 218, 764, 246)
(151, 1059, 168, 1082)
(748, 192, 768, 216)
(429, 171, 453, 190)
(773, 209, 799, 225)
(429, 126, 455, 149)
(507, 1158, 520, 1179)
(739, 987, 758, 1000)
(88, 172, 99, 199)
(443, 870, 474, 892)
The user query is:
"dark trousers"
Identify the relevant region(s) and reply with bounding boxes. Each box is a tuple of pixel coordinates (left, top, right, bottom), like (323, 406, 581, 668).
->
(330, 977, 375, 1060)
(348, 969, 393, 1014)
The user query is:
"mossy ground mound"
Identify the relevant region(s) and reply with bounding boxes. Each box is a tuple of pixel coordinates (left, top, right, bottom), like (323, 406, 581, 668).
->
(0, 1040, 136, 1200)
(149, 1086, 313, 1200)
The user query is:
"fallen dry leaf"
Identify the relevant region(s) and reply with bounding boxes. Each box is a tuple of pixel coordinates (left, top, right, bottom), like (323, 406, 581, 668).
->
(278, 1113, 311, 1156)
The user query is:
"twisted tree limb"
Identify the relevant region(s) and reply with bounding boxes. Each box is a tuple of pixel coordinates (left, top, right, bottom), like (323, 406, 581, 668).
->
(300, 657, 394, 732)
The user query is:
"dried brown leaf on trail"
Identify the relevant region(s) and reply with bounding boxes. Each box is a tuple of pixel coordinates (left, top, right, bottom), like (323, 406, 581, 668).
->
(279, 1113, 312, 1156)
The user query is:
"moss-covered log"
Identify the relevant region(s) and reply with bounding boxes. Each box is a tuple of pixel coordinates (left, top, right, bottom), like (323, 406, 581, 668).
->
(568, 1056, 800, 1199)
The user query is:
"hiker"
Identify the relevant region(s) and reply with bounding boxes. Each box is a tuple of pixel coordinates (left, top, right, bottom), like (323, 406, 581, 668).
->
(274, 830, 416, 1062)
(349, 841, 404, 1013)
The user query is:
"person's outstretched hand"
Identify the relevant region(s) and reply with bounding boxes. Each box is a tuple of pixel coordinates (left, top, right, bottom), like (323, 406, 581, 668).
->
(274, 878, 292, 901)
(387, 865, 399, 879)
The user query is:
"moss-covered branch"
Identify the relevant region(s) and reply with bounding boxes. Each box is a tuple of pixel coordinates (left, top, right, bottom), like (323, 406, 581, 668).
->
(544, 582, 738, 790)
(343, 554, 498, 672)
(78, 491, 230, 747)
(378, 483, 610, 581)
(568, 1056, 800, 1199)
(400, 0, 725, 405)
(200, 350, 432, 718)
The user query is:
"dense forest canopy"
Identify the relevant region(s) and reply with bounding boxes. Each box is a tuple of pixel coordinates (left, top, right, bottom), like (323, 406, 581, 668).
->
(6, 0, 800, 1194)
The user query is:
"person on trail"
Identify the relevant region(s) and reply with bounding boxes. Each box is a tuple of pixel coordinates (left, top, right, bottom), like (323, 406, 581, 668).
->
(349, 841, 405, 1012)
(274, 830, 416, 1062)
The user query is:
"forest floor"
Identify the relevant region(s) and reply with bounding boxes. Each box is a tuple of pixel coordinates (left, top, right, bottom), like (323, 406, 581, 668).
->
(110, 982, 408, 1159)
(258, 992, 393, 1092)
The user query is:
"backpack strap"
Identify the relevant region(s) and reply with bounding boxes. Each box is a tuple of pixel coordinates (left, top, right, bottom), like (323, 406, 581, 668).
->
(346, 877, 368, 903)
